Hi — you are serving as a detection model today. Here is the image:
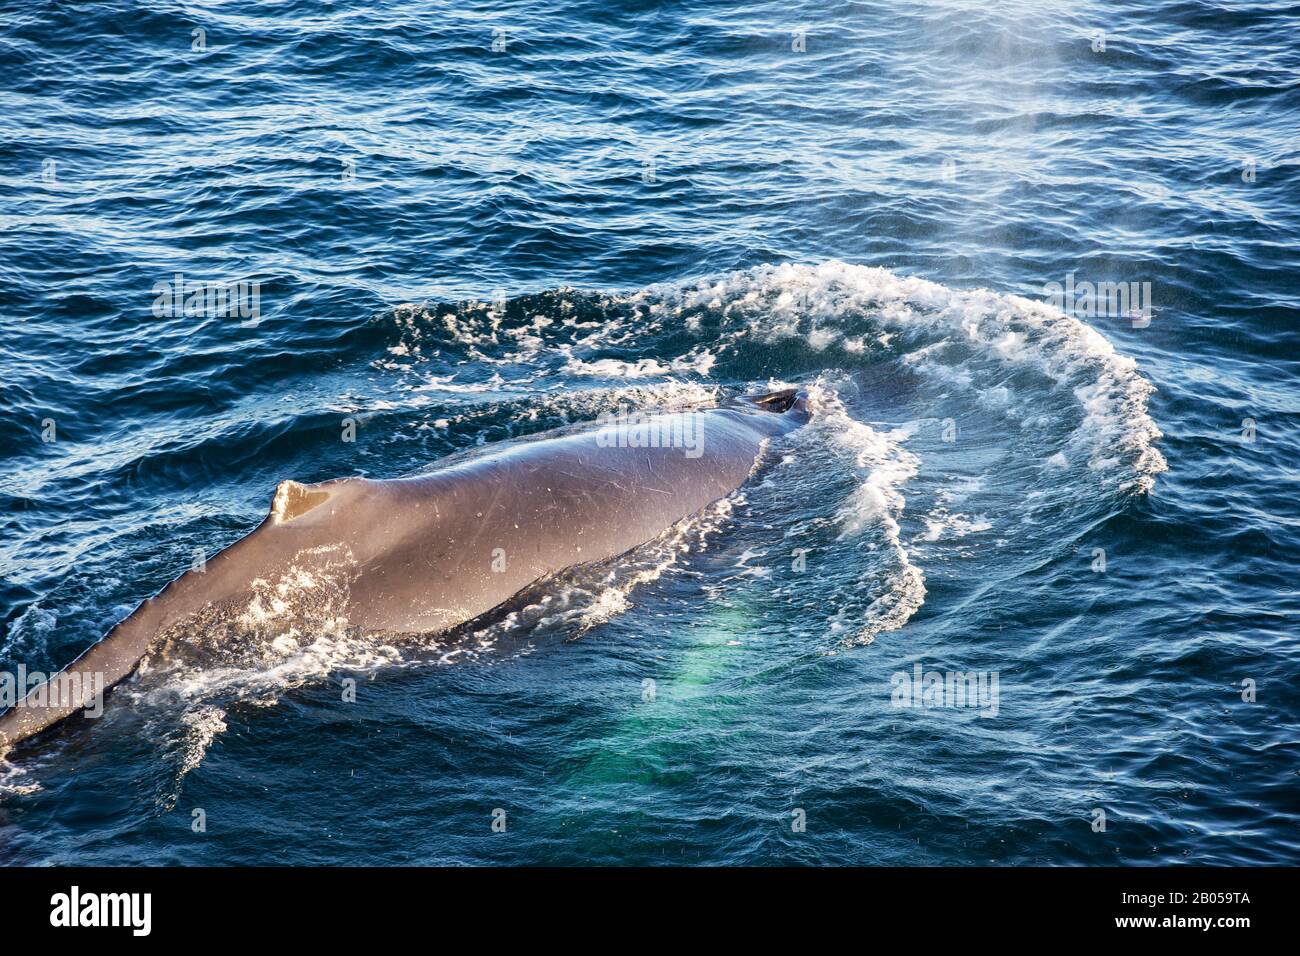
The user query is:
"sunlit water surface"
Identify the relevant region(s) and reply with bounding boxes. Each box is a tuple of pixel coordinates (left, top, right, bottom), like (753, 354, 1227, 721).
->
(0, 0, 1297, 865)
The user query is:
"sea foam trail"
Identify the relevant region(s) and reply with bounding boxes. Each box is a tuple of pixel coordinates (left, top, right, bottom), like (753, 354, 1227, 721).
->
(820, 391, 927, 645)
(386, 262, 1167, 498)
(634, 261, 1168, 494)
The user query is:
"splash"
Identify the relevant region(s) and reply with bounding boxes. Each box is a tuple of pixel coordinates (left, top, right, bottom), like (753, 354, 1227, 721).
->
(635, 261, 1167, 494)
(176, 704, 227, 782)
(0, 755, 43, 796)
(800, 383, 928, 645)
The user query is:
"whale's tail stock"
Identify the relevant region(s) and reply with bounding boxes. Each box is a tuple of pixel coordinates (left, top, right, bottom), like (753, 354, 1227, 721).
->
(0, 599, 161, 757)
(0, 499, 290, 756)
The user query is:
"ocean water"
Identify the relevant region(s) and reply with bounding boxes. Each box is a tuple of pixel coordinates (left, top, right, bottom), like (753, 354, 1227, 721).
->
(0, 0, 1297, 866)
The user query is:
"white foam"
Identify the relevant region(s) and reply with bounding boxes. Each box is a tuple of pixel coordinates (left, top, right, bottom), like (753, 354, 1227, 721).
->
(0, 755, 43, 796)
(176, 704, 227, 781)
(643, 261, 1167, 494)
(562, 350, 716, 379)
(920, 510, 993, 542)
(808, 385, 928, 645)
(409, 379, 721, 442)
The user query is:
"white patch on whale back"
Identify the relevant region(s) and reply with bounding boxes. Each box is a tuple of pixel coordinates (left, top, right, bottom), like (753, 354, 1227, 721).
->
(115, 541, 405, 771)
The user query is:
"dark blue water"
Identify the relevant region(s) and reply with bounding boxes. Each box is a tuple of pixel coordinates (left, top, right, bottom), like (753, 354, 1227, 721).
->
(1, 0, 1297, 865)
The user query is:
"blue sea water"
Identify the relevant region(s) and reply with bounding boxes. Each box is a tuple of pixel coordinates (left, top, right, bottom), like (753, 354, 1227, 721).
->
(0, 0, 1297, 866)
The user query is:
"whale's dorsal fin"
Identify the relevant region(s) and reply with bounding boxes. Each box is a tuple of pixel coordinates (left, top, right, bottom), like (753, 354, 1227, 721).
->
(271, 480, 333, 524)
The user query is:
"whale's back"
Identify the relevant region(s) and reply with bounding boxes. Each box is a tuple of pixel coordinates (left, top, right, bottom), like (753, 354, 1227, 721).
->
(345, 402, 800, 633)
(0, 392, 807, 752)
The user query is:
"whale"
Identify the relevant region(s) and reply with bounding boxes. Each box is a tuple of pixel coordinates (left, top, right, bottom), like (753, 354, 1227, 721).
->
(0, 388, 809, 753)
